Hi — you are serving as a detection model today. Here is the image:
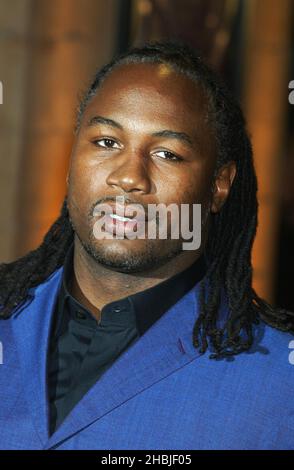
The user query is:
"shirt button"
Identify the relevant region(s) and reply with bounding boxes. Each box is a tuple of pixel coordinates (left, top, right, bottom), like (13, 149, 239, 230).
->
(76, 310, 87, 320)
(112, 305, 125, 313)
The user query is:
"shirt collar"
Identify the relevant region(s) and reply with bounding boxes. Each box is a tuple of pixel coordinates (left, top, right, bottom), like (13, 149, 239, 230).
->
(55, 243, 206, 336)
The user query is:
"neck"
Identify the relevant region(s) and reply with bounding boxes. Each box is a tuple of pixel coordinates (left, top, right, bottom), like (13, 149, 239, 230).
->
(70, 236, 201, 318)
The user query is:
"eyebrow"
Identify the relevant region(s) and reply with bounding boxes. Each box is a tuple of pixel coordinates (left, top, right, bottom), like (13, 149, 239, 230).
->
(87, 115, 195, 149)
(87, 115, 123, 130)
(151, 129, 193, 148)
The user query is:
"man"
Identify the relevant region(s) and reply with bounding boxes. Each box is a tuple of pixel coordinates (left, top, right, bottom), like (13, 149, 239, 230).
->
(0, 41, 293, 450)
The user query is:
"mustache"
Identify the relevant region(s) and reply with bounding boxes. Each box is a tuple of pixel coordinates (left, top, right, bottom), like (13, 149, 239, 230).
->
(88, 195, 150, 218)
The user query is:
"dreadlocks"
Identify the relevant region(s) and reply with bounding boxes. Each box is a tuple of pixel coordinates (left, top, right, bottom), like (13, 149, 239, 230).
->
(1, 41, 293, 358)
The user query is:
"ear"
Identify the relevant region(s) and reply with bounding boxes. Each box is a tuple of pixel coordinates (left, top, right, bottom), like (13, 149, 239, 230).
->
(211, 161, 236, 213)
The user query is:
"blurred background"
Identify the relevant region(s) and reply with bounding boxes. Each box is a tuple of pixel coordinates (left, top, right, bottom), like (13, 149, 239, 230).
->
(0, 0, 293, 309)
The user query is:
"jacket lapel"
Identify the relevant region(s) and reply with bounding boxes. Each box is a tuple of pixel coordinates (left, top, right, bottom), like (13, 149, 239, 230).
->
(45, 285, 202, 449)
(11, 267, 63, 446)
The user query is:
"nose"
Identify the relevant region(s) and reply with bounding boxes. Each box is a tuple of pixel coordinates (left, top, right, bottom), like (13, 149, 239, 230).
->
(106, 152, 152, 194)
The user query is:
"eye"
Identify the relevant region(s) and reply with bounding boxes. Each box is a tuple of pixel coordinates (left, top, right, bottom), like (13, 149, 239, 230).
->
(154, 150, 183, 162)
(92, 138, 120, 149)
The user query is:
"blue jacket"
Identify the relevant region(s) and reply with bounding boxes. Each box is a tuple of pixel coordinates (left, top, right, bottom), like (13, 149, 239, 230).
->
(0, 267, 294, 450)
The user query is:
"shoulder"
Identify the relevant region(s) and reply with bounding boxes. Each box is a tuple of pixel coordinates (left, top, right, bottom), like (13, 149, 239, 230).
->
(27, 266, 64, 297)
(184, 320, 294, 392)
(255, 320, 294, 363)
(223, 321, 294, 376)
(0, 266, 63, 322)
(214, 321, 294, 393)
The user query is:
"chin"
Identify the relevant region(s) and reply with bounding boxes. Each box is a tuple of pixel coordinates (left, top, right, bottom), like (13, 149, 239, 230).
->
(83, 238, 160, 273)
(83, 239, 181, 273)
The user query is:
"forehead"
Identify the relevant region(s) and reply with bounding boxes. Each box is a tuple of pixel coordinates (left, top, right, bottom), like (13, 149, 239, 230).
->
(83, 63, 209, 130)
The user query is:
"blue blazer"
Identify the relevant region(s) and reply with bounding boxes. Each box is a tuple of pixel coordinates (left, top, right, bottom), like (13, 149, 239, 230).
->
(0, 267, 294, 450)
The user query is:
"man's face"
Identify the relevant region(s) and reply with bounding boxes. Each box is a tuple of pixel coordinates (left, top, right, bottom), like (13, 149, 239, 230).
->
(67, 62, 221, 273)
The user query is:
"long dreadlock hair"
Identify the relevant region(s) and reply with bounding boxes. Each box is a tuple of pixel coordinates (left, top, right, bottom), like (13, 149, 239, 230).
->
(1, 41, 293, 358)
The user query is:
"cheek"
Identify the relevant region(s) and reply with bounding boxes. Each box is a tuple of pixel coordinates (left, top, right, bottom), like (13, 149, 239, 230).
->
(162, 165, 213, 206)
(68, 152, 109, 210)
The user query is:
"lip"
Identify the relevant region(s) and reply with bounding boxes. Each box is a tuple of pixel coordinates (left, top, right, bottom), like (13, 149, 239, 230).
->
(104, 213, 144, 236)
(92, 201, 157, 238)
(93, 202, 149, 222)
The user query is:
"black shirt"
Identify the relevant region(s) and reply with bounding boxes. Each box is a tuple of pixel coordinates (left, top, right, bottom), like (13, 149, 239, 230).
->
(48, 245, 206, 435)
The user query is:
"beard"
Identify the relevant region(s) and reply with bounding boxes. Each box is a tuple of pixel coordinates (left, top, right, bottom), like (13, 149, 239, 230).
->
(66, 191, 210, 274)
(68, 213, 184, 274)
